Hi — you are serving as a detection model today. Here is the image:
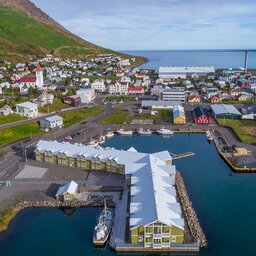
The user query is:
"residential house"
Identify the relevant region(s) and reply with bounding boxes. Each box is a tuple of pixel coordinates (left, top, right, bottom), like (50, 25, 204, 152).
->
(16, 101, 38, 118)
(0, 105, 12, 116)
(35, 93, 54, 107)
(108, 82, 129, 95)
(91, 79, 106, 92)
(188, 95, 200, 103)
(76, 88, 96, 104)
(40, 115, 63, 130)
(128, 86, 144, 95)
(210, 95, 221, 104)
(63, 95, 81, 107)
(55, 181, 78, 202)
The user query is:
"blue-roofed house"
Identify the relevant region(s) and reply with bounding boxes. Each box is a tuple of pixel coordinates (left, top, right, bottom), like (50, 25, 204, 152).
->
(40, 115, 63, 130)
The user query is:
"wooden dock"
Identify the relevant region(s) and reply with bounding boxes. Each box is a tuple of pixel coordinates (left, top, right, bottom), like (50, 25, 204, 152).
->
(170, 152, 195, 160)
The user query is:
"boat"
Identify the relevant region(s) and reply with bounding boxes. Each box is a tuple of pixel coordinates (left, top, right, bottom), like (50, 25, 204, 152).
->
(87, 139, 99, 147)
(157, 127, 174, 135)
(98, 135, 106, 145)
(116, 128, 133, 135)
(93, 201, 113, 246)
(137, 127, 152, 135)
(206, 130, 214, 142)
(105, 131, 114, 138)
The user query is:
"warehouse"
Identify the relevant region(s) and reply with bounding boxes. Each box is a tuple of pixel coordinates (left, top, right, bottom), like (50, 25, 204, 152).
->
(210, 104, 241, 119)
(193, 106, 210, 124)
(141, 100, 180, 109)
(159, 66, 215, 80)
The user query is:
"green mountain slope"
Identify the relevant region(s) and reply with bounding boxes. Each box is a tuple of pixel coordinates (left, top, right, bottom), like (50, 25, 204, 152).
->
(0, 0, 113, 62)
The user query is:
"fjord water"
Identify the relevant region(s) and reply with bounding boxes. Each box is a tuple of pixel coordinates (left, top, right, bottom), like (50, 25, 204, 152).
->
(1, 134, 256, 255)
(123, 50, 256, 69)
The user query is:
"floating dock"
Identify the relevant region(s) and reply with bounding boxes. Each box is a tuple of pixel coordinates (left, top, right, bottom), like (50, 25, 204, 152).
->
(170, 152, 195, 160)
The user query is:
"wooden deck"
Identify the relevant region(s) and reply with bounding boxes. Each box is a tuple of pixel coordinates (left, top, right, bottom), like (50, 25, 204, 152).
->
(170, 152, 195, 160)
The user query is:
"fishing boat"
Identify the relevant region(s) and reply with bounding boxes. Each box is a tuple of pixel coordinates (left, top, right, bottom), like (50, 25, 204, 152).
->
(87, 139, 99, 147)
(137, 127, 152, 135)
(206, 130, 214, 142)
(116, 128, 133, 135)
(105, 131, 114, 138)
(93, 201, 113, 246)
(157, 127, 174, 135)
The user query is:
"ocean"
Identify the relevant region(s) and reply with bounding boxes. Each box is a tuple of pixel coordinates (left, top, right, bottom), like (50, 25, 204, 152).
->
(1, 134, 256, 256)
(122, 50, 256, 70)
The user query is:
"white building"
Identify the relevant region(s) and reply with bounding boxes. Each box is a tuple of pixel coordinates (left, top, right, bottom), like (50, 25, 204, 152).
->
(40, 115, 63, 130)
(161, 89, 186, 102)
(108, 82, 129, 95)
(36, 64, 44, 89)
(91, 79, 106, 92)
(159, 66, 215, 80)
(16, 101, 38, 118)
(76, 88, 96, 104)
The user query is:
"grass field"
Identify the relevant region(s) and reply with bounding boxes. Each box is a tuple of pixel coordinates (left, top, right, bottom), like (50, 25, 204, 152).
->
(61, 107, 103, 127)
(0, 114, 26, 125)
(100, 107, 130, 124)
(0, 122, 42, 146)
(217, 119, 256, 144)
(38, 99, 69, 113)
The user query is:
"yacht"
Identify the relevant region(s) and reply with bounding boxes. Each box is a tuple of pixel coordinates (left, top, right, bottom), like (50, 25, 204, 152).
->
(105, 131, 114, 138)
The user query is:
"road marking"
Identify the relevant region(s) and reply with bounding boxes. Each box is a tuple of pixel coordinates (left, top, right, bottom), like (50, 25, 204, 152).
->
(0, 171, 6, 178)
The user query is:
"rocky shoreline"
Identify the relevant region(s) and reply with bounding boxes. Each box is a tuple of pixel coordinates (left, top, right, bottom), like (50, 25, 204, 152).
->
(176, 171, 207, 248)
(0, 200, 115, 233)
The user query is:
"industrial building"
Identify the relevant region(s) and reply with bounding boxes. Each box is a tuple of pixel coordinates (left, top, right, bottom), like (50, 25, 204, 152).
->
(35, 140, 184, 248)
(210, 104, 241, 119)
(141, 100, 180, 109)
(193, 106, 210, 124)
(161, 89, 186, 103)
(159, 66, 215, 80)
(173, 105, 186, 124)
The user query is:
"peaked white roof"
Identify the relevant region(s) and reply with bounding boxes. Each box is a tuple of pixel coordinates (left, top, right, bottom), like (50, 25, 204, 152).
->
(36, 140, 184, 230)
(56, 180, 78, 195)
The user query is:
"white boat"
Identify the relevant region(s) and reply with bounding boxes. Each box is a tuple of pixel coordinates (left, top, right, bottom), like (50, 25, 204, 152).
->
(206, 130, 214, 142)
(116, 128, 133, 135)
(137, 128, 152, 135)
(93, 201, 113, 246)
(87, 139, 99, 147)
(98, 135, 106, 145)
(157, 127, 174, 135)
(105, 131, 114, 138)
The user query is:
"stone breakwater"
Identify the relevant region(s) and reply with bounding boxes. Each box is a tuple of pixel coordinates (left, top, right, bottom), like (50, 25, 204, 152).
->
(0, 200, 115, 233)
(175, 171, 207, 248)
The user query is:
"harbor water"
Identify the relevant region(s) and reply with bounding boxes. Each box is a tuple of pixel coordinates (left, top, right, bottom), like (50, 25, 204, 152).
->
(123, 50, 256, 70)
(1, 134, 256, 255)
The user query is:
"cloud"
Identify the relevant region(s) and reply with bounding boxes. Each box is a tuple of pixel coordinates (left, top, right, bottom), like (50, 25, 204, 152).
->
(31, 0, 256, 50)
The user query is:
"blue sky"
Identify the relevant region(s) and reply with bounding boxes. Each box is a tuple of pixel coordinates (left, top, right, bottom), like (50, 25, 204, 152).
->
(31, 0, 256, 51)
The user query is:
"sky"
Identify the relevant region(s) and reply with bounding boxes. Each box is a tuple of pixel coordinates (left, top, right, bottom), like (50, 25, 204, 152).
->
(31, 0, 256, 51)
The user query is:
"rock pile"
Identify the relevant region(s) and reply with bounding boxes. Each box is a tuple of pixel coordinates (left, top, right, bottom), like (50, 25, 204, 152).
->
(176, 171, 207, 248)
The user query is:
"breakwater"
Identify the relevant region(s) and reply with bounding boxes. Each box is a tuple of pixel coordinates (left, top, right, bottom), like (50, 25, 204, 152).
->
(0, 200, 115, 233)
(176, 171, 207, 248)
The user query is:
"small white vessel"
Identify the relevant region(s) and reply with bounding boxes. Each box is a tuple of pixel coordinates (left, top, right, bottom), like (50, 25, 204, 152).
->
(105, 131, 114, 138)
(98, 135, 106, 145)
(157, 127, 174, 135)
(206, 130, 214, 142)
(116, 128, 133, 135)
(137, 127, 152, 135)
(87, 139, 99, 147)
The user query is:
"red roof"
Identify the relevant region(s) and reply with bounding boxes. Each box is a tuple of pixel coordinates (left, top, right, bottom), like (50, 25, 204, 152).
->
(36, 64, 42, 72)
(18, 77, 36, 83)
(128, 86, 144, 91)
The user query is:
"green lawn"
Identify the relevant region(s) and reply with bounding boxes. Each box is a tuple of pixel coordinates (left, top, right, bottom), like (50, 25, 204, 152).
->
(105, 96, 133, 102)
(217, 119, 256, 144)
(38, 99, 69, 113)
(61, 107, 103, 127)
(0, 122, 42, 146)
(0, 114, 26, 125)
(100, 108, 130, 124)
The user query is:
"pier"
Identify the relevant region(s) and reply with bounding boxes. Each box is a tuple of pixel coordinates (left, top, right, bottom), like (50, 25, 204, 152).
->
(170, 151, 195, 160)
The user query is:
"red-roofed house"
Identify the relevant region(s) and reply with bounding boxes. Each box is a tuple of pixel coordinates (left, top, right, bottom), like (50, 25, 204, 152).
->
(17, 77, 36, 88)
(128, 86, 144, 95)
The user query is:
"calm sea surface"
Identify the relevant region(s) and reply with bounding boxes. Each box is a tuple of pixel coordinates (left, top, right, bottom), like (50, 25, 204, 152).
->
(1, 134, 256, 255)
(122, 50, 256, 70)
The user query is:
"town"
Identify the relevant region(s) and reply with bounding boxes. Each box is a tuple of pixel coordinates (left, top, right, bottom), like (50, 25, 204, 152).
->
(0, 52, 255, 253)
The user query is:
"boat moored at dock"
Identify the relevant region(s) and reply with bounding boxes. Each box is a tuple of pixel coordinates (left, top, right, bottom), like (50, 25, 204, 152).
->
(137, 128, 152, 135)
(93, 201, 113, 246)
(157, 127, 174, 135)
(105, 131, 115, 138)
(116, 128, 133, 135)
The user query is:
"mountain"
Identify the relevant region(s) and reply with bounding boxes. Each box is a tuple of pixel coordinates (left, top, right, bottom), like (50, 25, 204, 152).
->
(0, 0, 121, 62)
